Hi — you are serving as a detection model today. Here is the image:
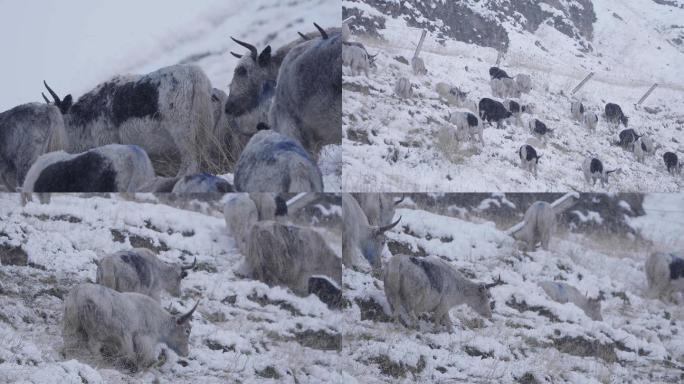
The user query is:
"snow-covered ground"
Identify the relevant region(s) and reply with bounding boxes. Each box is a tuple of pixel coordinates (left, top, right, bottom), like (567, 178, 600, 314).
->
(342, 193, 684, 383)
(342, 0, 684, 192)
(0, 0, 342, 191)
(0, 194, 344, 383)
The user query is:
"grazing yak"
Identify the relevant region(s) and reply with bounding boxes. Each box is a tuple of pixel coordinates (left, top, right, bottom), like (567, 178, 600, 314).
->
(634, 136, 655, 163)
(605, 103, 629, 128)
(436, 83, 469, 107)
(22, 144, 155, 193)
(352, 193, 404, 227)
(0, 103, 67, 191)
(171, 173, 234, 194)
(516, 201, 556, 251)
(645, 252, 684, 301)
(570, 101, 585, 121)
(63, 283, 199, 369)
(582, 111, 599, 133)
(479, 98, 512, 129)
(42, 65, 217, 177)
(395, 77, 413, 99)
(448, 111, 484, 145)
(384, 255, 504, 330)
(226, 25, 340, 137)
(491, 77, 520, 99)
(515, 74, 532, 94)
(412, 56, 427, 75)
(343, 41, 377, 68)
(538, 281, 602, 321)
(269, 24, 342, 158)
(245, 220, 342, 299)
(504, 100, 529, 126)
(234, 129, 323, 192)
(618, 129, 642, 150)
(223, 194, 259, 255)
(342, 193, 400, 270)
(96, 248, 196, 302)
(342, 43, 371, 77)
(489, 67, 512, 80)
(518, 144, 542, 177)
(663, 152, 680, 175)
(529, 119, 553, 142)
(582, 157, 617, 187)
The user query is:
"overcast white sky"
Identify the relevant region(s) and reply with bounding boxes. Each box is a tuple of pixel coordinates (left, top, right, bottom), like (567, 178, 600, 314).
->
(0, 0, 225, 111)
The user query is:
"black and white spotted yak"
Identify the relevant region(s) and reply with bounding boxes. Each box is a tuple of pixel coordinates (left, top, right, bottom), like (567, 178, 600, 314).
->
(42, 65, 222, 177)
(0, 103, 67, 191)
(22, 144, 155, 193)
(605, 103, 629, 128)
(479, 98, 512, 129)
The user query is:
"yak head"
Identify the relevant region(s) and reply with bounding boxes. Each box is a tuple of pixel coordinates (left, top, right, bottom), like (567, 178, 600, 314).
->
(225, 38, 279, 135)
(166, 301, 200, 356)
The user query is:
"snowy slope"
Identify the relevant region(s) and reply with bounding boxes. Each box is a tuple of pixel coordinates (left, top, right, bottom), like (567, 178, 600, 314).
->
(342, 194, 684, 383)
(0, 194, 344, 383)
(342, 0, 684, 192)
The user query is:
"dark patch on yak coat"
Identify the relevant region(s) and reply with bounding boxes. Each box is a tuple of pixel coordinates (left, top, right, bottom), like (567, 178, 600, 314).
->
(669, 255, 684, 280)
(590, 158, 603, 174)
(466, 113, 479, 127)
(119, 252, 152, 287)
(409, 257, 444, 292)
(275, 195, 288, 216)
(68, 78, 161, 129)
(533, 120, 549, 135)
(479, 98, 512, 123)
(112, 80, 161, 126)
(664, 152, 678, 171)
(489, 67, 511, 79)
(33, 152, 117, 192)
(520, 145, 538, 161)
(619, 129, 639, 147)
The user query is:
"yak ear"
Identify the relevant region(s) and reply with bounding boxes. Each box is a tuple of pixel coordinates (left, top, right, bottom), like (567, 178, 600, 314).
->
(258, 46, 272, 67)
(62, 95, 73, 112)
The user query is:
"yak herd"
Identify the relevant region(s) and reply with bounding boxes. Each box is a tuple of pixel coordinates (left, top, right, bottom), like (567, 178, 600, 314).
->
(0, 23, 341, 194)
(342, 195, 683, 332)
(342, 35, 683, 185)
(12, 192, 684, 372)
(61, 193, 341, 370)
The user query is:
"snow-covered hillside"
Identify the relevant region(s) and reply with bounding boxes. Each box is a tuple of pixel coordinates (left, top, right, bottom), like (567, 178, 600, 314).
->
(342, 0, 684, 192)
(0, 194, 344, 383)
(342, 193, 684, 383)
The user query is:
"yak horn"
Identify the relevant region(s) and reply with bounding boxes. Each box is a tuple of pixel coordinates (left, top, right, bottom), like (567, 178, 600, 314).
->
(177, 300, 200, 324)
(231, 37, 258, 62)
(43, 81, 61, 104)
(181, 257, 197, 271)
(298, 32, 309, 41)
(375, 216, 401, 235)
(313, 23, 328, 39)
(42, 93, 51, 104)
(230, 51, 243, 59)
(485, 275, 504, 289)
